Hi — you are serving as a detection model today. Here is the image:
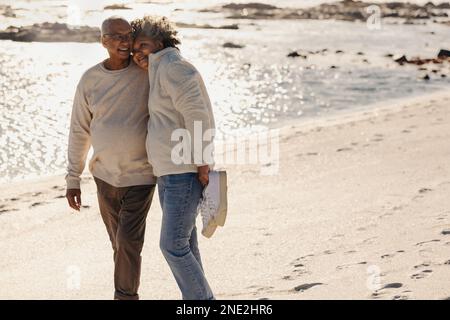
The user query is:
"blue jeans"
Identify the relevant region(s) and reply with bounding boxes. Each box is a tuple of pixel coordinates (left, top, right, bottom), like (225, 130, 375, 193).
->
(158, 173, 214, 300)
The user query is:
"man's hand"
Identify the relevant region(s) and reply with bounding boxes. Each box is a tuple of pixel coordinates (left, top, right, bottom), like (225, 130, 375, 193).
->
(197, 165, 210, 187)
(66, 188, 82, 211)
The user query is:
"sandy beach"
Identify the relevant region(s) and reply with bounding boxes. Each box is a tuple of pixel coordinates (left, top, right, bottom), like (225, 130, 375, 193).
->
(0, 90, 449, 300)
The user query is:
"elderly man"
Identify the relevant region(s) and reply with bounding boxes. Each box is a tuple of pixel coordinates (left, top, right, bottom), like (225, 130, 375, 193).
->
(65, 16, 156, 300)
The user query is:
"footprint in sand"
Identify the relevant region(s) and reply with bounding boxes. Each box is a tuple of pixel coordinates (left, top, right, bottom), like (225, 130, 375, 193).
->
(411, 270, 433, 280)
(361, 236, 378, 245)
(415, 239, 440, 246)
(291, 262, 310, 276)
(336, 147, 352, 152)
(390, 290, 412, 300)
(292, 268, 309, 276)
(292, 254, 315, 263)
(381, 251, 405, 259)
(381, 282, 403, 289)
(414, 263, 431, 269)
(246, 286, 274, 294)
(255, 286, 274, 292)
(371, 134, 384, 142)
(356, 223, 378, 232)
(336, 261, 367, 270)
(371, 292, 381, 299)
(285, 257, 315, 279)
(379, 212, 394, 219)
(392, 293, 410, 300)
(293, 283, 324, 292)
(371, 288, 407, 300)
(0, 208, 19, 214)
(30, 202, 48, 208)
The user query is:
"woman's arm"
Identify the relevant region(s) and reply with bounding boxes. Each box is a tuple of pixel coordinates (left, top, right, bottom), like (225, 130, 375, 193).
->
(163, 60, 215, 184)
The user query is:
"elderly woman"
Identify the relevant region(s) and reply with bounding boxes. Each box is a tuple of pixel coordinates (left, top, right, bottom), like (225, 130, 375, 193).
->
(131, 16, 215, 300)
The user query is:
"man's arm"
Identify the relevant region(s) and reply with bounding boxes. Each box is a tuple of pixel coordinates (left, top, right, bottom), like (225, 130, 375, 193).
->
(65, 82, 92, 210)
(163, 60, 214, 185)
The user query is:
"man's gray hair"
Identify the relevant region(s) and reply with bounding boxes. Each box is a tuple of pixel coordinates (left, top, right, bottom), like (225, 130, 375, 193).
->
(101, 16, 129, 37)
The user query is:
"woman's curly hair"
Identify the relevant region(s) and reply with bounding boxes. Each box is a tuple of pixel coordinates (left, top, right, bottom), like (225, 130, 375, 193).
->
(131, 16, 181, 49)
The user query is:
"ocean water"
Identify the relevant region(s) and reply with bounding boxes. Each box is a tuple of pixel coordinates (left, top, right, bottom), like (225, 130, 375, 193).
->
(0, 0, 450, 183)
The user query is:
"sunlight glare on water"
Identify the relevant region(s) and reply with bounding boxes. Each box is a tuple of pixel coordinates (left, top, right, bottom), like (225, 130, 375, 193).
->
(0, 0, 449, 182)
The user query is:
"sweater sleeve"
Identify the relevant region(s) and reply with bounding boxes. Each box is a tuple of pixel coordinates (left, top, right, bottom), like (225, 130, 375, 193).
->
(65, 81, 92, 189)
(163, 60, 215, 166)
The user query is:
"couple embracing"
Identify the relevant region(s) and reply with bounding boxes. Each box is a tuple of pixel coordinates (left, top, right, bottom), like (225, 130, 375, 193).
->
(65, 15, 215, 300)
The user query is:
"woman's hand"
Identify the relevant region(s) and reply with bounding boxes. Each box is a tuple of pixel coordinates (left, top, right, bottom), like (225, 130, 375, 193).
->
(197, 165, 210, 187)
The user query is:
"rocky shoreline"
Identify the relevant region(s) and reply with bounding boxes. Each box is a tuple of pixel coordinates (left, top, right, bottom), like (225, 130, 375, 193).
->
(1, 1, 449, 43)
(285, 47, 450, 80)
(0, 5, 16, 18)
(0, 22, 239, 43)
(207, 0, 450, 24)
(0, 23, 101, 43)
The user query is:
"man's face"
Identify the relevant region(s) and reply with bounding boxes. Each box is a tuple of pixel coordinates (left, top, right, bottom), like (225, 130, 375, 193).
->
(132, 35, 163, 70)
(101, 21, 133, 61)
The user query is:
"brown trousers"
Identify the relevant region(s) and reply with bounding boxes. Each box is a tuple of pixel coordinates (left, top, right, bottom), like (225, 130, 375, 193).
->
(94, 177, 155, 300)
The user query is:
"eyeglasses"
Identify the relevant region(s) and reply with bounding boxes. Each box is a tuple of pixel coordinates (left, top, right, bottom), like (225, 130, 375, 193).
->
(103, 33, 133, 42)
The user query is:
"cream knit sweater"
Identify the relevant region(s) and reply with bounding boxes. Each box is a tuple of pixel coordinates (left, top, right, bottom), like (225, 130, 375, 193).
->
(145, 47, 215, 177)
(66, 59, 156, 189)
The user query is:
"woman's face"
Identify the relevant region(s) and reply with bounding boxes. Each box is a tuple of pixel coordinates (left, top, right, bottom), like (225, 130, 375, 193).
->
(132, 35, 163, 69)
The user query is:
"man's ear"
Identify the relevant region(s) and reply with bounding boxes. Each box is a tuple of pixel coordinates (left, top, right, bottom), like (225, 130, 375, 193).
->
(157, 40, 164, 51)
(101, 36, 108, 48)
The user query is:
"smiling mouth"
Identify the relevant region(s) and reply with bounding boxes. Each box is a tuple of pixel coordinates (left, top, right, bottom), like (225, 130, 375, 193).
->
(118, 47, 130, 53)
